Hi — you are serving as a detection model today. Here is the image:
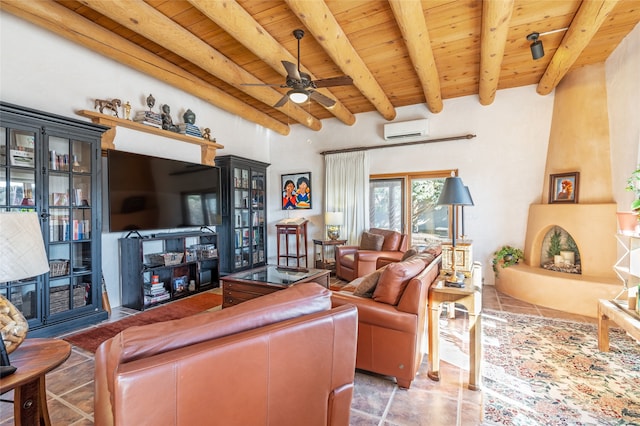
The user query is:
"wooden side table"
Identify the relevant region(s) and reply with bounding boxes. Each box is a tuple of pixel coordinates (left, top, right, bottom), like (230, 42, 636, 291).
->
(428, 262, 483, 390)
(276, 220, 309, 268)
(0, 338, 71, 425)
(312, 239, 347, 273)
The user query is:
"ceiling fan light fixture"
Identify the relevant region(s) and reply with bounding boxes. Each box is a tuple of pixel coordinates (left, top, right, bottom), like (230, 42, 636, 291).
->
(526, 32, 544, 60)
(288, 89, 309, 103)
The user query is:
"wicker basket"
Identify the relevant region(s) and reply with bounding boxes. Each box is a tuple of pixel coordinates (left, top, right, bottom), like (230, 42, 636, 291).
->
(49, 259, 70, 277)
(147, 252, 184, 266)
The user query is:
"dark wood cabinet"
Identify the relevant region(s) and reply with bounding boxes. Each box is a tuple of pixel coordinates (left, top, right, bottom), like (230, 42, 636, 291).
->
(216, 155, 269, 274)
(0, 102, 109, 337)
(119, 231, 219, 310)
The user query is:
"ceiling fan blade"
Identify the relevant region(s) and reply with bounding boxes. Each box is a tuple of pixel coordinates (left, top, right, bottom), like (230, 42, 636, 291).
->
(241, 83, 284, 87)
(273, 94, 289, 108)
(309, 91, 336, 108)
(313, 75, 353, 88)
(282, 60, 301, 81)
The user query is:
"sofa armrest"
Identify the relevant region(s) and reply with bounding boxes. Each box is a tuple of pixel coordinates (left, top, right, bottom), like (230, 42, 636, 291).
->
(376, 256, 400, 269)
(397, 255, 441, 315)
(336, 245, 358, 257)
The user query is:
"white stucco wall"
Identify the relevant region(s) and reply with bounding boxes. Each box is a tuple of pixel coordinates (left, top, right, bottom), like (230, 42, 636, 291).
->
(270, 89, 555, 285)
(606, 21, 640, 213)
(1, 10, 638, 305)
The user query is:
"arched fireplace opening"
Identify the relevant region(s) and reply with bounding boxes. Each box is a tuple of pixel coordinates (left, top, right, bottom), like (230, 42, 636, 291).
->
(540, 226, 581, 274)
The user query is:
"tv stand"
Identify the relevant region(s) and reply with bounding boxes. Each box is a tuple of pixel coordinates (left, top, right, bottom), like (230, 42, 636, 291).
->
(119, 231, 219, 310)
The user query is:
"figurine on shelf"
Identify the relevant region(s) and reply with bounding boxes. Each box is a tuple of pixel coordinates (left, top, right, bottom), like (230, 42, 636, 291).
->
(183, 109, 196, 124)
(146, 93, 155, 111)
(202, 128, 211, 141)
(123, 101, 131, 120)
(161, 104, 180, 133)
(94, 98, 122, 117)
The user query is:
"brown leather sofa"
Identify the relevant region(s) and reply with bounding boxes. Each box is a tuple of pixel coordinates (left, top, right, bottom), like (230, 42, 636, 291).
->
(332, 253, 441, 389)
(335, 228, 408, 281)
(94, 284, 358, 426)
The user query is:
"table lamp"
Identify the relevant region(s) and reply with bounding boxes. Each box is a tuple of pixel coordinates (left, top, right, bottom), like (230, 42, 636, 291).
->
(0, 212, 50, 377)
(460, 185, 474, 240)
(325, 212, 344, 240)
(437, 175, 474, 286)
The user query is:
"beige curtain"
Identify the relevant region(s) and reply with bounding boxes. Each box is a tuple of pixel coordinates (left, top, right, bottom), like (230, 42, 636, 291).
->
(324, 151, 369, 245)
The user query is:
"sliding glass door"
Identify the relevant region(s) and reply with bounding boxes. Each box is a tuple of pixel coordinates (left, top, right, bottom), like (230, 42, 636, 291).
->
(370, 170, 453, 247)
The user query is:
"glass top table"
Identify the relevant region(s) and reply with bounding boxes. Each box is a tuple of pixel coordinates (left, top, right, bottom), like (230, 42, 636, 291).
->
(227, 265, 327, 287)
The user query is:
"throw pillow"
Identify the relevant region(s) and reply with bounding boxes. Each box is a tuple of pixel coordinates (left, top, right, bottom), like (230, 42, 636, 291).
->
(401, 248, 417, 261)
(353, 267, 386, 298)
(373, 257, 426, 305)
(359, 231, 384, 251)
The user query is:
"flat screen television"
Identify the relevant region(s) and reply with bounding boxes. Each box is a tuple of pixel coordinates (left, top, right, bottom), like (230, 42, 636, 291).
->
(106, 150, 222, 232)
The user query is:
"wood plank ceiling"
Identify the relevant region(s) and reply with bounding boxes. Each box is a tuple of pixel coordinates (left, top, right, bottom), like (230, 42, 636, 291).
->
(2, 0, 639, 136)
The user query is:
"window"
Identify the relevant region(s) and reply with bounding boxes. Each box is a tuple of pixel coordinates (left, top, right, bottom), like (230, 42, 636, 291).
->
(370, 170, 454, 247)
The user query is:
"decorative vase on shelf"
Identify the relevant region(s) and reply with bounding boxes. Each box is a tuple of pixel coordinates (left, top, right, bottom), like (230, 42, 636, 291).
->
(617, 211, 639, 235)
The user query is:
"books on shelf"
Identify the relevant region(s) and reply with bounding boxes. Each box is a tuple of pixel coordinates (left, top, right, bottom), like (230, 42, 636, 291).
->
(144, 292, 170, 305)
(133, 111, 162, 128)
(178, 123, 202, 138)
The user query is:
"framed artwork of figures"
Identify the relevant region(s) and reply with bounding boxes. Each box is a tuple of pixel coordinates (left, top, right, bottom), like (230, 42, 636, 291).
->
(281, 172, 311, 210)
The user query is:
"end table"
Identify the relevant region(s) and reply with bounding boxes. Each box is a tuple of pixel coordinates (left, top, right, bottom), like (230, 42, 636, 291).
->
(313, 239, 347, 274)
(0, 338, 71, 425)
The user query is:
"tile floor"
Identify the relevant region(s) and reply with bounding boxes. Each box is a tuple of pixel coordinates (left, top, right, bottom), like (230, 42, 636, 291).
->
(0, 282, 594, 426)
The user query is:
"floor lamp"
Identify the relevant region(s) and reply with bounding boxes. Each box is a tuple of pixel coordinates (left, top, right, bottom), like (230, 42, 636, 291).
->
(0, 212, 50, 377)
(437, 176, 474, 286)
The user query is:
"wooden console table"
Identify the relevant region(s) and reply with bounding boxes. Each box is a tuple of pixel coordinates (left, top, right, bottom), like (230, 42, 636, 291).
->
(597, 299, 640, 351)
(0, 338, 71, 425)
(276, 220, 308, 268)
(428, 263, 483, 390)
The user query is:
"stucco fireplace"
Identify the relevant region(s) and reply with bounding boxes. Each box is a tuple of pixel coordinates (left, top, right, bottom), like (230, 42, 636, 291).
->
(495, 64, 621, 318)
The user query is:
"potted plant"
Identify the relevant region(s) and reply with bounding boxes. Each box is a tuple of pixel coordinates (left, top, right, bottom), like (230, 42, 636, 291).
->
(618, 166, 640, 233)
(626, 166, 640, 214)
(492, 246, 524, 277)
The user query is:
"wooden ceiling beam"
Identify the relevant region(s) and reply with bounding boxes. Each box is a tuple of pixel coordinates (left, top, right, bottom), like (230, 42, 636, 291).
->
(0, 0, 290, 135)
(537, 0, 620, 95)
(285, 0, 397, 121)
(388, 0, 443, 114)
(81, 0, 321, 131)
(187, 0, 355, 126)
(479, 0, 514, 105)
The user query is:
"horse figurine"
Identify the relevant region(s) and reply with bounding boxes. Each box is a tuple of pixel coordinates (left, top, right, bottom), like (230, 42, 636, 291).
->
(94, 98, 122, 117)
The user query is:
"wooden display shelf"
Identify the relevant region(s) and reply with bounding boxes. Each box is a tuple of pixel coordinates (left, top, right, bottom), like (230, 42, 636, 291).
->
(76, 110, 224, 165)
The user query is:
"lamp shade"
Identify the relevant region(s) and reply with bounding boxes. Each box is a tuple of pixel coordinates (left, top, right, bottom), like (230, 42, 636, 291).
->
(325, 211, 344, 226)
(0, 212, 49, 283)
(463, 185, 474, 206)
(437, 177, 474, 206)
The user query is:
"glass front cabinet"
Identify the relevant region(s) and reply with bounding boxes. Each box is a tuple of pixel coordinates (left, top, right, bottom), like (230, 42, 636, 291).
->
(217, 155, 269, 274)
(0, 102, 109, 337)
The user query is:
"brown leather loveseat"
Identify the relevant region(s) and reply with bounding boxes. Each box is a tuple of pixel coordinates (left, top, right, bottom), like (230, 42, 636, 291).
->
(332, 251, 441, 389)
(94, 284, 358, 426)
(335, 228, 408, 281)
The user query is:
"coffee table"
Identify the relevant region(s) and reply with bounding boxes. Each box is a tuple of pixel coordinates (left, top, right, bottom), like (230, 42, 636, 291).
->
(222, 265, 330, 308)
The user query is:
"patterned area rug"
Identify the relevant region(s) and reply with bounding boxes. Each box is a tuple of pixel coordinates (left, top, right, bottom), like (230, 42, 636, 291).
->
(482, 310, 640, 425)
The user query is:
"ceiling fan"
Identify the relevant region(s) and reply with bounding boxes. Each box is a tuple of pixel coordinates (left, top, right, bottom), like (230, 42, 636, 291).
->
(243, 29, 353, 108)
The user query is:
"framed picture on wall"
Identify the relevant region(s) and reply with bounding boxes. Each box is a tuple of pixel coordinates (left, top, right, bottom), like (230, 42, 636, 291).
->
(549, 172, 579, 204)
(281, 172, 312, 210)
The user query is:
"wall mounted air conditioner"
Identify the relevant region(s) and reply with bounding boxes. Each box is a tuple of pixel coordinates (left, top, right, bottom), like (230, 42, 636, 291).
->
(383, 118, 429, 141)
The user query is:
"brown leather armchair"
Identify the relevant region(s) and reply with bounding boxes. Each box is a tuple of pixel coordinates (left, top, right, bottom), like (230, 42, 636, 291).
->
(94, 284, 358, 426)
(335, 228, 408, 281)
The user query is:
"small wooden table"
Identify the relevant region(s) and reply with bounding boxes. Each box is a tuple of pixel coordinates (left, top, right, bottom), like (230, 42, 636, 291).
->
(276, 220, 309, 268)
(313, 239, 347, 273)
(222, 265, 330, 308)
(428, 264, 482, 390)
(0, 338, 71, 425)
(597, 299, 640, 351)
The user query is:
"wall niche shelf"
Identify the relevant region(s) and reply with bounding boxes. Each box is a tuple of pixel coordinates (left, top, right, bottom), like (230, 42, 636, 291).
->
(76, 110, 224, 165)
